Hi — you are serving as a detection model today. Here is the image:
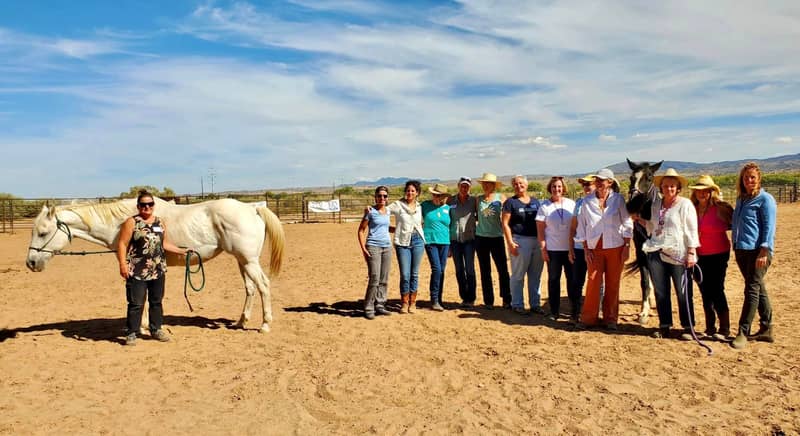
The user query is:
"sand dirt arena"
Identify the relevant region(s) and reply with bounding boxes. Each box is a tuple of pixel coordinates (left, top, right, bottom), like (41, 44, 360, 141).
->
(1, 204, 799, 435)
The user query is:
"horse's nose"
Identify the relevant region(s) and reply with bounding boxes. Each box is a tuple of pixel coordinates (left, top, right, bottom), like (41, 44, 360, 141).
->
(26, 259, 35, 271)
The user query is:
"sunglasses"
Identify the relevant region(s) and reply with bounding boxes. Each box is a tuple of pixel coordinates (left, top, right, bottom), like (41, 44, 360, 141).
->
(581, 182, 592, 188)
(137, 202, 155, 208)
(375, 194, 388, 198)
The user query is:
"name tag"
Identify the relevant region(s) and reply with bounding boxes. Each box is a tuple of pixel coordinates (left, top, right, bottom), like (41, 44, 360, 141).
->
(152, 226, 163, 233)
(519, 208, 525, 213)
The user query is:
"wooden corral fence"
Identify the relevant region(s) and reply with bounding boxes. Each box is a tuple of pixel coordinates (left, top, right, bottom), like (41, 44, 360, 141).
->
(3, 182, 796, 234)
(0, 194, 373, 234)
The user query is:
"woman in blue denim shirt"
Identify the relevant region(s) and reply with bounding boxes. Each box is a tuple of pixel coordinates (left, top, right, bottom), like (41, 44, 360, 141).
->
(730, 162, 777, 349)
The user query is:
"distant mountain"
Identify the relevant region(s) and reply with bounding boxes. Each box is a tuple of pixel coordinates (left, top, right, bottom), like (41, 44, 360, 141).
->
(352, 177, 441, 187)
(606, 153, 800, 176)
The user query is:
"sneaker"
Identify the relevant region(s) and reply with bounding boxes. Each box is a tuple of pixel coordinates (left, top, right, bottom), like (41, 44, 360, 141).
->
(512, 307, 528, 315)
(431, 302, 445, 312)
(151, 330, 170, 342)
(679, 331, 694, 341)
(712, 332, 731, 342)
(460, 301, 474, 308)
(651, 328, 670, 339)
(530, 307, 545, 315)
(546, 314, 558, 322)
(124, 333, 137, 346)
(375, 307, 392, 316)
(364, 312, 376, 320)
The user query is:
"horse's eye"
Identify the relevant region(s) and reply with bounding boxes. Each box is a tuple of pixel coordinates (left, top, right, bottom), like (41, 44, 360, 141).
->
(39, 232, 48, 238)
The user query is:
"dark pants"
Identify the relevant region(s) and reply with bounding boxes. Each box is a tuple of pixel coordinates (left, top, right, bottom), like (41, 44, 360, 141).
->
(126, 276, 165, 335)
(570, 248, 587, 316)
(648, 252, 695, 329)
(734, 249, 772, 335)
(425, 243, 449, 304)
(475, 235, 511, 306)
(697, 251, 730, 333)
(451, 240, 477, 304)
(546, 250, 575, 317)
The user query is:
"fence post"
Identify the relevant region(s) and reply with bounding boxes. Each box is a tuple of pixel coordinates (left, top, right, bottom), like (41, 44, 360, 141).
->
(10, 199, 14, 234)
(276, 198, 280, 218)
(1, 199, 5, 233)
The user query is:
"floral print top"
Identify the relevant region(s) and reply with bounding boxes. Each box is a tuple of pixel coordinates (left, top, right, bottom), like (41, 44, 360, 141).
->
(126, 216, 166, 280)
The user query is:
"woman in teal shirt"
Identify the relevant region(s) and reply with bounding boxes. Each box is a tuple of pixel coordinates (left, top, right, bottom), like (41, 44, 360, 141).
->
(422, 183, 452, 311)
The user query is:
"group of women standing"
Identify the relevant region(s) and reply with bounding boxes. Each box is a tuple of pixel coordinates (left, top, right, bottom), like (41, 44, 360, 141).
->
(357, 163, 778, 349)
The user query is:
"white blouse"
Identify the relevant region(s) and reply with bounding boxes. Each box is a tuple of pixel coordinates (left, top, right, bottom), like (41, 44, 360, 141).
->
(642, 196, 699, 265)
(387, 200, 425, 246)
(574, 192, 633, 249)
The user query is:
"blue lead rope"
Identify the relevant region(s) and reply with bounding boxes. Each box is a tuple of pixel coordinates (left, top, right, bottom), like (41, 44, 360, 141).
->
(183, 250, 205, 312)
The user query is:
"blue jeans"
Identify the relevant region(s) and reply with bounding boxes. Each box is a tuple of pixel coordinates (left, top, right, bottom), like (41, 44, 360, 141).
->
(647, 252, 695, 329)
(547, 250, 575, 317)
(126, 276, 165, 336)
(509, 235, 543, 310)
(425, 244, 449, 304)
(451, 240, 476, 304)
(395, 232, 424, 295)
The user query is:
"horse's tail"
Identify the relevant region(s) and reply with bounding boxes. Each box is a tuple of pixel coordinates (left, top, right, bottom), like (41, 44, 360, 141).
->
(255, 206, 285, 277)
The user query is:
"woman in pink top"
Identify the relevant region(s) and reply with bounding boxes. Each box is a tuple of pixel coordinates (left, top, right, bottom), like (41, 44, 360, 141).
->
(690, 175, 733, 341)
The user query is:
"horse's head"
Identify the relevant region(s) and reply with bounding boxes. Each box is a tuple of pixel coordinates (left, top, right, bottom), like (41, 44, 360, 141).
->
(26, 205, 72, 272)
(626, 159, 663, 216)
(627, 158, 663, 198)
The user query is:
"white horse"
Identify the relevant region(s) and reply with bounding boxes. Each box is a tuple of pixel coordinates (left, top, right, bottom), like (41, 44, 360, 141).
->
(25, 197, 285, 333)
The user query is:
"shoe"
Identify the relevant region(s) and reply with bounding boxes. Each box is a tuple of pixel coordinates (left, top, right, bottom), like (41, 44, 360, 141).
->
(375, 307, 392, 316)
(408, 293, 418, 314)
(651, 328, 670, 339)
(512, 307, 528, 315)
(753, 326, 774, 343)
(574, 322, 587, 331)
(151, 330, 170, 342)
(546, 314, 558, 322)
(567, 316, 578, 326)
(731, 331, 748, 349)
(400, 294, 410, 314)
(606, 322, 618, 331)
(124, 333, 137, 346)
(460, 301, 474, 308)
(712, 332, 731, 342)
(679, 331, 694, 341)
(364, 312, 376, 320)
(502, 303, 512, 310)
(483, 304, 494, 310)
(431, 302, 445, 312)
(530, 307, 545, 315)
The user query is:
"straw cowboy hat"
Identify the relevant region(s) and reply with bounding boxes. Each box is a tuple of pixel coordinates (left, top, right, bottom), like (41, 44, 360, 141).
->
(477, 172, 503, 187)
(688, 174, 721, 193)
(653, 168, 688, 188)
(428, 183, 450, 195)
(577, 174, 596, 184)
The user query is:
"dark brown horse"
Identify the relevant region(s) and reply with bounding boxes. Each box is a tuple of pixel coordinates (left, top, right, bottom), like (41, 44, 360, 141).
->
(625, 158, 662, 324)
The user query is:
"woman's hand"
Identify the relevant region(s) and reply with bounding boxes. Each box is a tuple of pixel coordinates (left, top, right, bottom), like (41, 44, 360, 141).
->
(508, 241, 519, 257)
(756, 248, 769, 268)
(119, 263, 130, 279)
(568, 249, 575, 264)
(585, 249, 594, 267)
(541, 250, 550, 263)
(361, 246, 371, 261)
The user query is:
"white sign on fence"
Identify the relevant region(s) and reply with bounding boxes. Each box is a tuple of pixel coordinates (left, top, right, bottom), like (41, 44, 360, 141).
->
(308, 199, 341, 213)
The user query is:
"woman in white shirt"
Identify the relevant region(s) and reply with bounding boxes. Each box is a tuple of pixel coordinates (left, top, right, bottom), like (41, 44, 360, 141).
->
(639, 168, 699, 340)
(536, 176, 576, 321)
(574, 169, 632, 330)
(387, 180, 426, 314)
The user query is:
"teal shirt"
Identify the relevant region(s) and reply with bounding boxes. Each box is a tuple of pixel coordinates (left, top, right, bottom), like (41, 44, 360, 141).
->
(476, 193, 504, 237)
(421, 200, 451, 245)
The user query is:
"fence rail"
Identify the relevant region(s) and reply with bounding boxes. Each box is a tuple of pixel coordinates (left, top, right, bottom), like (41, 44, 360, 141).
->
(1, 182, 797, 233)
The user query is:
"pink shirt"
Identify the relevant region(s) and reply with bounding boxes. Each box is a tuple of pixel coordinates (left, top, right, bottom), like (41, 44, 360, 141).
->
(697, 204, 731, 256)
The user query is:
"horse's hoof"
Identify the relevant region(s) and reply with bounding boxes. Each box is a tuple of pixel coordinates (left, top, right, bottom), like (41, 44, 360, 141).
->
(259, 324, 270, 334)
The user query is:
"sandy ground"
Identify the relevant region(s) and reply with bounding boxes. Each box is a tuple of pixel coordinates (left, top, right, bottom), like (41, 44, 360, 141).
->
(1, 204, 799, 435)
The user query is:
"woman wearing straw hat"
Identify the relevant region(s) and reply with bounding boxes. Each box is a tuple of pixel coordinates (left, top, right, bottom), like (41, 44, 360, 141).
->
(387, 180, 426, 313)
(574, 169, 632, 330)
(422, 183, 452, 311)
(475, 172, 511, 309)
(640, 168, 699, 340)
(568, 174, 596, 324)
(730, 162, 777, 349)
(689, 175, 733, 340)
(501, 175, 544, 315)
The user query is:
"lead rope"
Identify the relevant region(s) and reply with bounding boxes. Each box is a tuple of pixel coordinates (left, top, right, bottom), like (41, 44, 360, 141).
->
(681, 264, 713, 356)
(183, 250, 205, 312)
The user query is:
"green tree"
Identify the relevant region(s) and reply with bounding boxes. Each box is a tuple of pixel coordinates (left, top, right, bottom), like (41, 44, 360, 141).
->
(119, 185, 176, 198)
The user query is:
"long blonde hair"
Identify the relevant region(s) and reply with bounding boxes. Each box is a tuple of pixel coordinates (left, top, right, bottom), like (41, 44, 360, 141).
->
(690, 189, 732, 225)
(736, 162, 761, 199)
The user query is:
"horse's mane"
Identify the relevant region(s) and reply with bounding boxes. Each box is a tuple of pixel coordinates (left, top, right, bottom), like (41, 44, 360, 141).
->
(60, 199, 148, 231)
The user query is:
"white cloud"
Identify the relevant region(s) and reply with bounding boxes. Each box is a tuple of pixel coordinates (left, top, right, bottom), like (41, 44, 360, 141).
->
(349, 126, 428, 150)
(599, 134, 617, 142)
(774, 136, 793, 143)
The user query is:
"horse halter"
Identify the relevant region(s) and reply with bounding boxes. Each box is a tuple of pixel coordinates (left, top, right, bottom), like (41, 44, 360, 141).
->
(28, 218, 73, 254)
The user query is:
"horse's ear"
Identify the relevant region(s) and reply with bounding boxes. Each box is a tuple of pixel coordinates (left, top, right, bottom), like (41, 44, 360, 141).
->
(652, 161, 664, 172)
(627, 158, 636, 170)
(47, 205, 57, 219)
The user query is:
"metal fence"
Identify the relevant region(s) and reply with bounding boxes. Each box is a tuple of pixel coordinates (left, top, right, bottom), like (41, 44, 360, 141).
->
(1, 182, 797, 233)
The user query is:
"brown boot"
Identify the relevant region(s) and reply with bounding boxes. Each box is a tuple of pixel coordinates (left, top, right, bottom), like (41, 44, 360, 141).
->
(408, 292, 418, 314)
(731, 330, 747, 349)
(400, 294, 410, 314)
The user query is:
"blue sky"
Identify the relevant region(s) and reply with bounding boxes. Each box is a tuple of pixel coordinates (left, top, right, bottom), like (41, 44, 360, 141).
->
(1, 0, 799, 197)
